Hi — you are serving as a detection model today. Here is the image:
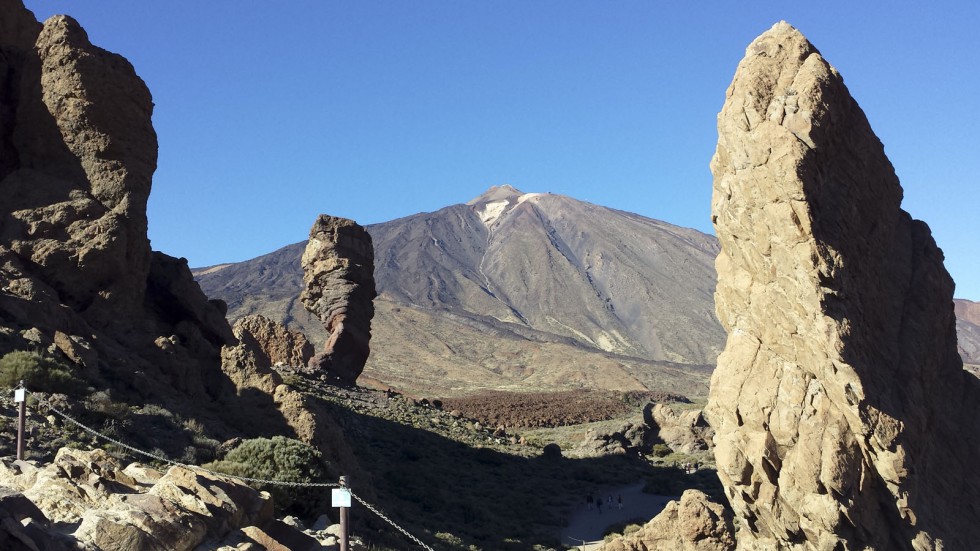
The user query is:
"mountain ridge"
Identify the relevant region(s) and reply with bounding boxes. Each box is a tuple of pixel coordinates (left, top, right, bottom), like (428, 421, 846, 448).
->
(194, 187, 979, 394)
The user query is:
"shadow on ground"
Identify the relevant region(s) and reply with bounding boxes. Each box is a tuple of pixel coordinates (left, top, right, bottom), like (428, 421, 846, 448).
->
(313, 397, 724, 550)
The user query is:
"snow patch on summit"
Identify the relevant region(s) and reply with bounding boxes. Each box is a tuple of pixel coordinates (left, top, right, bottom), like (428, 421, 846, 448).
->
(478, 200, 511, 227)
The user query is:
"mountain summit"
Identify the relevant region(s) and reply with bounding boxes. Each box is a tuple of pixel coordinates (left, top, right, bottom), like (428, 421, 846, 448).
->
(196, 187, 724, 395)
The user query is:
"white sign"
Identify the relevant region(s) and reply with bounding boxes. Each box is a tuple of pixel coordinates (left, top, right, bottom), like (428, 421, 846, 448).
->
(332, 488, 351, 508)
(14, 389, 25, 403)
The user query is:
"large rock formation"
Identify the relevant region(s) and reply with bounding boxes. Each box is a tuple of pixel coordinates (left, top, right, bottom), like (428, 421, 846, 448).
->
(300, 215, 376, 385)
(0, 1, 361, 489)
(0, 0, 234, 401)
(601, 490, 735, 551)
(233, 314, 315, 369)
(0, 447, 335, 550)
(707, 22, 980, 550)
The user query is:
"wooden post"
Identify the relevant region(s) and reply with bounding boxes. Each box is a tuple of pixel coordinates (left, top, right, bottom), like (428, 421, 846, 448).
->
(339, 475, 350, 551)
(15, 382, 26, 460)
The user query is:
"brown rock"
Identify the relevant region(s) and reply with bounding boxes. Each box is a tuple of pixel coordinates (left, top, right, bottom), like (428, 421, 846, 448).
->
(148, 466, 274, 536)
(233, 314, 314, 369)
(708, 21, 980, 550)
(300, 215, 377, 385)
(601, 490, 735, 551)
(647, 403, 713, 454)
(241, 519, 321, 551)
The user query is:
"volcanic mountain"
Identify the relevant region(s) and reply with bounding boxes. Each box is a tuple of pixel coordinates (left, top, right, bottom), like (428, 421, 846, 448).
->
(195, 186, 723, 396)
(195, 186, 978, 395)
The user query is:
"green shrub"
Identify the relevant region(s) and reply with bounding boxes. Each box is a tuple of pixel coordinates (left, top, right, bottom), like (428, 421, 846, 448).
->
(0, 351, 86, 395)
(652, 443, 672, 457)
(204, 436, 330, 518)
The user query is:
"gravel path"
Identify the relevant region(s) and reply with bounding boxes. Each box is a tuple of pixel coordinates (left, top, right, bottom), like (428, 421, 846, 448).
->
(558, 481, 675, 549)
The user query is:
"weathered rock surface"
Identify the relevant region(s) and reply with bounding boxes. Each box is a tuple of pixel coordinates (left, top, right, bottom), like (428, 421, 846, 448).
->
(647, 404, 714, 454)
(300, 215, 377, 385)
(0, 1, 362, 507)
(708, 21, 980, 550)
(601, 490, 735, 551)
(0, 446, 344, 550)
(0, 0, 234, 404)
(233, 314, 315, 369)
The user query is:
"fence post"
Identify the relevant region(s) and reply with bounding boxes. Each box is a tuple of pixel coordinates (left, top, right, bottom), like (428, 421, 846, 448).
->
(15, 381, 26, 460)
(339, 475, 350, 551)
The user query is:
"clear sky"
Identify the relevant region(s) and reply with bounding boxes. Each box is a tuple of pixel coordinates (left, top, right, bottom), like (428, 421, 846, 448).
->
(22, 1, 980, 300)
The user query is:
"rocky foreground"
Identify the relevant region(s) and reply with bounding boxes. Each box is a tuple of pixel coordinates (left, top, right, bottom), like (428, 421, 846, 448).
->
(0, 447, 356, 550)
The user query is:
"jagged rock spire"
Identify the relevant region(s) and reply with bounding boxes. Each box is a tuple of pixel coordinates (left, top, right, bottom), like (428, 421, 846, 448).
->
(708, 21, 980, 550)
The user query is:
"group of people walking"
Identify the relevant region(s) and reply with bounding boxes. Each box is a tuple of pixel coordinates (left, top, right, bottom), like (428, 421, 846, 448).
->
(585, 494, 622, 513)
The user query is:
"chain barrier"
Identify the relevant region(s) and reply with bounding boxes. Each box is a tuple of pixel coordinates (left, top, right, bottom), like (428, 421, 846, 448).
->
(351, 491, 435, 551)
(8, 387, 435, 550)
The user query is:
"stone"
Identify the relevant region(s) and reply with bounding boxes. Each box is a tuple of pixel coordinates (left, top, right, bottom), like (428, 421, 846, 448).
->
(311, 513, 331, 531)
(232, 314, 315, 370)
(241, 519, 321, 551)
(148, 466, 274, 535)
(0, 0, 235, 409)
(646, 403, 713, 454)
(300, 215, 377, 385)
(707, 21, 980, 550)
(601, 490, 735, 551)
(0, 487, 76, 551)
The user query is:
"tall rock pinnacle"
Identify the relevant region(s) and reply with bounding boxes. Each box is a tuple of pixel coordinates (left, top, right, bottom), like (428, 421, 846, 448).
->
(300, 215, 377, 385)
(708, 22, 980, 550)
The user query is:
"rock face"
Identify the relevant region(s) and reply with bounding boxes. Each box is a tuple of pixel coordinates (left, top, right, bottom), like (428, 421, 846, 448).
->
(0, 1, 360, 487)
(233, 314, 315, 368)
(300, 215, 377, 385)
(0, 447, 341, 551)
(601, 490, 735, 551)
(647, 404, 714, 455)
(0, 0, 234, 401)
(708, 21, 980, 550)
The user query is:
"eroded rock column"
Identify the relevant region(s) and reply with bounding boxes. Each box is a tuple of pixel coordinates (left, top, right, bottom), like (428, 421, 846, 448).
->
(708, 21, 980, 551)
(300, 215, 376, 385)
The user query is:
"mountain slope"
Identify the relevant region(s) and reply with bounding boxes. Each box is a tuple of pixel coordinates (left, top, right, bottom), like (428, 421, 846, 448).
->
(369, 185, 723, 363)
(195, 186, 723, 396)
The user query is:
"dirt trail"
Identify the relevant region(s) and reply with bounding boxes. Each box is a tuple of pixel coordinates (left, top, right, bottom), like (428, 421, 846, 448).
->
(558, 481, 675, 549)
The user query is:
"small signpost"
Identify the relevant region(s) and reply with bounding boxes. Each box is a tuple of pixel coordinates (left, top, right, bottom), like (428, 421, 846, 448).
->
(14, 382, 26, 460)
(334, 475, 350, 551)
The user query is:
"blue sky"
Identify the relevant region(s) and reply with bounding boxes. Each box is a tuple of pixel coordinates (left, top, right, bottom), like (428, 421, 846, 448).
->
(23, 1, 980, 300)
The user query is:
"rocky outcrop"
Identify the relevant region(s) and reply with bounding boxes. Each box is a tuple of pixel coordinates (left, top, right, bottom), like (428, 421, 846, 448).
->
(601, 490, 735, 551)
(647, 404, 714, 454)
(0, 0, 233, 402)
(233, 314, 315, 369)
(0, 447, 352, 550)
(708, 21, 980, 550)
(300, 215, 377, 385)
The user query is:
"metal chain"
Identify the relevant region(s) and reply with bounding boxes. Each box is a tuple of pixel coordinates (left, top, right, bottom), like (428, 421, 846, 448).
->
(29, 390, 339, 488)
(12, 388, 435, 549)
(351, 491, 435, 551)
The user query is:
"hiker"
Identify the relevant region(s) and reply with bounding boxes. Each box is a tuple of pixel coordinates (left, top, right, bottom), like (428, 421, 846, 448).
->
(618, 494, 623, 509)
(597, 499, 603, 514)
(587, 494, 593, 510)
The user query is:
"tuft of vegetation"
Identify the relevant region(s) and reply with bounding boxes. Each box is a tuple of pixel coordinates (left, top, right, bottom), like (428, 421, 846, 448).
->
(205, 436, 330, 518)
(0, 351, 87, 395)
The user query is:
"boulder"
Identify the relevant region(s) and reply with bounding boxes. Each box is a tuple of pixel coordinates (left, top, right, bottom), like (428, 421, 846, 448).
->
(707, 21, 980, 550)
(646, 403, 713, 454)
(300, 215, 377, 385)
(601, 490, 735, 551)
(232, 314, 314, 370)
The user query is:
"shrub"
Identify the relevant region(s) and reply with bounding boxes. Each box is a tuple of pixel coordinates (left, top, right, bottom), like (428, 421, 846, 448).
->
(541, 443, 562, 460)
(652, 443, 672, 457)
(0, 351, 86, 395)
(205, 436, 330, 518)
